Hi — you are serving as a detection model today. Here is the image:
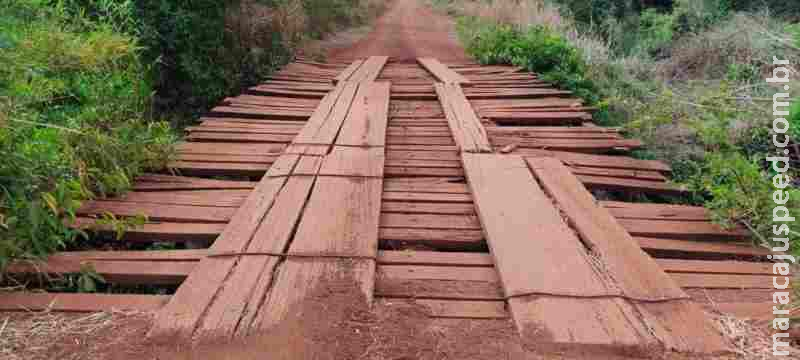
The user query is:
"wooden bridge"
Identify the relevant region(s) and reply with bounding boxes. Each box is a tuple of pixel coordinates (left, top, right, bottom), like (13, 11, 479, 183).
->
(2, 57, 776, 357)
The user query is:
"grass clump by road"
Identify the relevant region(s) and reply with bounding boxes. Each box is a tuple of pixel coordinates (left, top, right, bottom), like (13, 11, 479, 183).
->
(0, 0, 386, 276)
(443, 0, 800, 256)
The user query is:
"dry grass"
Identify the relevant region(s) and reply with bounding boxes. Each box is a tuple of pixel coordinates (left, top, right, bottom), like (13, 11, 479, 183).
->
(710, 312, 800, 359)
(457, 0, 562, 29)
(0, 309, 151, 360)
(660, 13, 798, 81)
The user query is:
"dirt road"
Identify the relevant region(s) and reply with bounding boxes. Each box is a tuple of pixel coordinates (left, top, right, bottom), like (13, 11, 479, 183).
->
(328, 0, 469, 61)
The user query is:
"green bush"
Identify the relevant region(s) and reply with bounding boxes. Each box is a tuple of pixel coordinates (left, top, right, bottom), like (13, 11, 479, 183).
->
(0, 0, 175, 271)
(791, 100, 800, 141)
(59, 0, 293, 122)
(457, 17, 601, 105)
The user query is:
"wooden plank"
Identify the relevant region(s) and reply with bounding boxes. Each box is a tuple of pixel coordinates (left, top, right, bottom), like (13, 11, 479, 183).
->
(249, 168, 384, 333)
(381, 191, 472, 203)
(517, 149, 671, 172)
(348, 56, 389, 83)
(291, 82, 354, 145)
(7, 259, 193, 285)
(435, 83, 492, 153)
(383, 177, 468, 193)
(149, 155, 298, 339)
(527, 157, 685, 300)
(636, 301, 730, 353)
(177, 142, 285, 156)
(30, 249, 208, 262)
(656, 259, 772, 275)
(618, 219, 749, 241)
(384, 166, 464, 178)
(0, 293, 169, 312)
(704, 302, 773, 320)
(379, 265, 498, 282)
(602, 201, 709, 221)
(462, 154, 613, 297)
(78, 201, 234, 223)
(381, 201, 476, 215)
(577, 175, 686, 196)
(112, 190, 250, 207)
(175, 153, 278, 164)
(375, 278, 503, 301)
(315, 146, 384, 177)
(526, 157, 727, 355)
(670, 273, 773, 289)
(380, 213, 480, 230)
(72, 218, 224, 243)
(417, 57, 471, 84)
(170, 161, 269, 177)
(132, 175, 255, 191)
(509, 296, 656, 356)
(333, 59, 365, 83)
(197, 174, 319, 338)
(336, 82, 391, 147)
(289, 177, 382, 257)
(412, 299, 508, 319)
(637, 237, 770, 257)
(378, 228, 484, 249)
(251, 259, 374, 332)
(377, 250, 493, 267)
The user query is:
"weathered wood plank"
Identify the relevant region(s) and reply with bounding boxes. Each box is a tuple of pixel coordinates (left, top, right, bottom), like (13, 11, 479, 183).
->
(462, 154, 613, 297)
(526, 157, 727, 355)
(149, 155, 298, 339)
(527, 157, 686, 300)
(435, 83, 492, 153)
(0, 293, 169, 312)
(417, 57, 471, 84)
(377, 250, 493, 267)
(336, 82, 391, 147)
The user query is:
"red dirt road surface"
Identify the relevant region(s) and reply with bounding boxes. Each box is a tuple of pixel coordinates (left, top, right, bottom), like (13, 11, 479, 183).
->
(328, 0, 469, 61)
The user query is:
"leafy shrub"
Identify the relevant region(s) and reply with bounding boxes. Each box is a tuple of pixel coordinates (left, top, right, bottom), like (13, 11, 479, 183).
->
(791, 100, 800, 141)
(0, 0, 175, 271)
(457, 17, 601, 105)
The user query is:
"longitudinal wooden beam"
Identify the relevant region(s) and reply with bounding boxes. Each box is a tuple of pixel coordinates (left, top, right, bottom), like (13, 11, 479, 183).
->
(526, 157, 729, 354)
(333, 59, 365, 84)
(417, 57, 471, 85)
(435, 83, 492, 153)
(462, 154, 655, 354)
(251, 85, 389, 334)
(149, 60, 378, 340)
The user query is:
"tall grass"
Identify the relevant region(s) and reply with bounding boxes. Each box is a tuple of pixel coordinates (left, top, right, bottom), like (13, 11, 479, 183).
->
(0, 0, 176, 271)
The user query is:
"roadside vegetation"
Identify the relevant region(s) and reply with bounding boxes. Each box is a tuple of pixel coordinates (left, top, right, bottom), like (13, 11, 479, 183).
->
(436, 0, 800, 257)
(0, 0, 384, 276)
